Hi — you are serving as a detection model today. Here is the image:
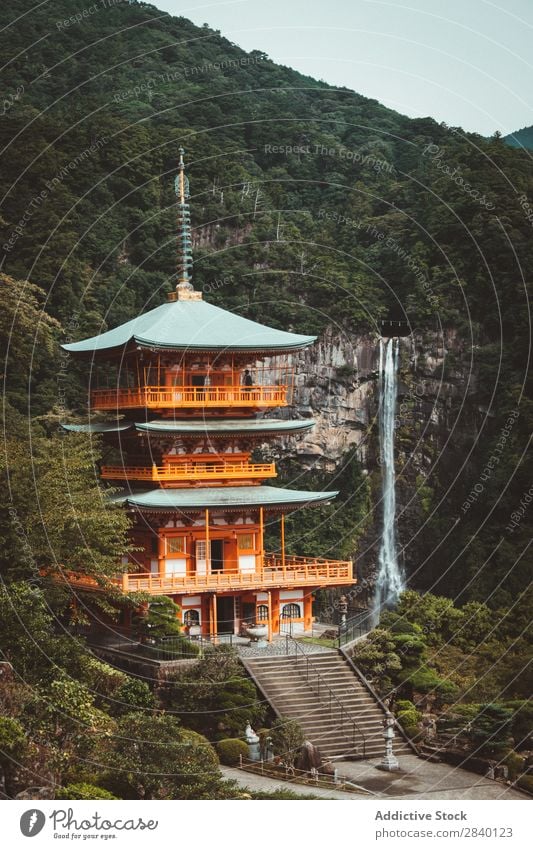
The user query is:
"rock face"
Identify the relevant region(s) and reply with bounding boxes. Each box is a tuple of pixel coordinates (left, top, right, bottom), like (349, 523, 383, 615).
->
(269, 326, 475, 591)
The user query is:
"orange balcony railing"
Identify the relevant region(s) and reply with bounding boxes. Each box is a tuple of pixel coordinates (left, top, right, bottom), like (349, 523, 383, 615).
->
(120, 553, 353, 594)
(91, 385, 289, 411)
(100, 461, 277, 484)
(55, 555, 353, 596)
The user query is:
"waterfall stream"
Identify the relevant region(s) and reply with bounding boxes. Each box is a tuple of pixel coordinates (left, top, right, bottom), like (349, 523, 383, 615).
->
(373, 337, 405, 623)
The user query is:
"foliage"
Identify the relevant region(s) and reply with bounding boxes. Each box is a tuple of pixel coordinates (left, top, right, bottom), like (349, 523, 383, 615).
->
(0, 715, 27, 762)
(216, 737, 249, 766)
(270, 717, 305, 767)
(396, 708, 421, 729)
(164, 646, 266, 739)
(98, 713, 231, 800)
(504, 701, 533, 750)
(468, 704, 514, 757)
(249, 789, 326, 799)
(134, 596, 182, 641)
(350, 628, 402, 694)
(56, 783, 119, 800)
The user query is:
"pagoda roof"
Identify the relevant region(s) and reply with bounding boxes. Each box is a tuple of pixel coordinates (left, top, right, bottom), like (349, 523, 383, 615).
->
(62, 297, 315, 355)
(111, 485, 337, 511)
(62, 418, 315, 436)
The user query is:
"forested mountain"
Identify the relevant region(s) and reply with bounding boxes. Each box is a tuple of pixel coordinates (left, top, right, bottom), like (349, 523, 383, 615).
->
(0, 0, 532, 801)
(2, 0, 531, 602)
(505, 126, 533, 150)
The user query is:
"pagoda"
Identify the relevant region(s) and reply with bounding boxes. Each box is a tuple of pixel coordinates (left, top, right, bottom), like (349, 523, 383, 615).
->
(63, 150, 353, 639)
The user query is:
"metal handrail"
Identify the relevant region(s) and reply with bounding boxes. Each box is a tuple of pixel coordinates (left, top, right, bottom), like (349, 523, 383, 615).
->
(339, 646, 417, 753)
(284, 635, 366, 758)
(337, 609, 373, 647)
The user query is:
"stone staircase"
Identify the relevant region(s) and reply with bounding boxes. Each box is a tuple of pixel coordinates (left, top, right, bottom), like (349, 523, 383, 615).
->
(242, 649, 413, 761)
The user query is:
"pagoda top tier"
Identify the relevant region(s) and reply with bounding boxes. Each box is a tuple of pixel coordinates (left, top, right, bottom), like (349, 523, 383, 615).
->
(63, 296, 316, 356)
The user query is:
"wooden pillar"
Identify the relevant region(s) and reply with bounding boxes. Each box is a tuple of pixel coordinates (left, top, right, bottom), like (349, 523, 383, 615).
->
(272, 589, 280, 636)
(267, 590, 272, 643)
(205, 508, 210, 572)
(281, 513, 285, 571)
(304, 591, 314, 632)
(259, 507, 264, 565)
(211, 593, 217, 644)
(158, 531, 165, 577)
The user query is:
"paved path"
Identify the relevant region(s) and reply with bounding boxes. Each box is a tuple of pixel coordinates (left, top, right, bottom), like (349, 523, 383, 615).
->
(222, 756, 528, 801)
(220, 766, 367, 799)
(337, 756, 527, 800)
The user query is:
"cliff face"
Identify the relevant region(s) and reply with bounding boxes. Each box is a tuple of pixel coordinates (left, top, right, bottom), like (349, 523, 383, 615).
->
(271, 327, 476, 591)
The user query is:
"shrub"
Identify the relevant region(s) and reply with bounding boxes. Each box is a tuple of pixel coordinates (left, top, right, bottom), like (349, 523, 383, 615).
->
(396, 699, 416, 713)
(397, 708, 421, 729)
(111, 677, 155, 715)
(270, 717, 304, 767)
(57, 783, 119, 800)
(505, 700, 533, 749)
(0, 716, 26, 761)
(504, 751, 525, 780)
(381, 612, 423, 636)
(216, 738, 249, 766)
(402, 725, 421, 741)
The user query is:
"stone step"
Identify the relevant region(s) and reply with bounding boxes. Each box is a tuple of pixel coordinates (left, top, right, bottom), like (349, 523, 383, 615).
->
(240, 649, 413, 762)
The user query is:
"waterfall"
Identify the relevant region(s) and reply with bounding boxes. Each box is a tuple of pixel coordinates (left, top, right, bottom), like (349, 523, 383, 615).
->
(373, 337, 405, 623)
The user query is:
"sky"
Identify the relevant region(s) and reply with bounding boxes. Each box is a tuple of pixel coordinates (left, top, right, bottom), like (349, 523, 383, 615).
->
(152, 0, 533, 136)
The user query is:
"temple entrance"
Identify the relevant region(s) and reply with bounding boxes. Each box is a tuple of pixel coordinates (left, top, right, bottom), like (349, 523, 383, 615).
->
(217, 596, 235, 634)
(210, 539, 224, 572)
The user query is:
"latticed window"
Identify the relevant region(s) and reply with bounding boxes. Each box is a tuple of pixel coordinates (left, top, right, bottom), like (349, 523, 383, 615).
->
(184, 609, 200, 626)
(237, 533, 254, 551)
(281, 602, 301, 619)
(256, 604, 268, 621)
(167, 536, 186, 554)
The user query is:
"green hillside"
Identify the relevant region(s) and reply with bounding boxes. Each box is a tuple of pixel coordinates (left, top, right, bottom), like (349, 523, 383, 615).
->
(0, 0, 532, 801)
(505, 125, 533, 150)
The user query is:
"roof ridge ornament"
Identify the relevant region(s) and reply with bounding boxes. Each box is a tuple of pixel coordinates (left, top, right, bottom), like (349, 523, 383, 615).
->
(170, 146, 202, 301)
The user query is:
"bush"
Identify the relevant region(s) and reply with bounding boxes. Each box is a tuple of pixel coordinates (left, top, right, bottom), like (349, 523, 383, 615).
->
(57, 783, 119, 800)
(0, 716, 26, 761)
(405, 666, 459, 700)
(216, 738, 248, 766)
(396, 699, 416, 714)
(402, 725, 421, 741)
(397, 708, 421, 729)
(504, 751, 525, 780)
(111, 677, 155, 715)
(270, 717, 304, 767)
(505, 700, 533, 749)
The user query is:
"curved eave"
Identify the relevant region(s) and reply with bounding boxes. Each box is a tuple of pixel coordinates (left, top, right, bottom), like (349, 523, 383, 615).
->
(61, 298, 316, 356)
(62, 419, 315, 437)
(110, 485, 338, 512)
(131, 336, 316, 354)
(61, 423, 134, 434)
(62, 339, 316, 356)
(135, 419, 316, 436)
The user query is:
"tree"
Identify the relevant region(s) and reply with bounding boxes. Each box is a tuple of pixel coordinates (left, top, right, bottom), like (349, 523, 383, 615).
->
(99, 713, 234, 800)
(270, 717, 304, 768)
(164, 645, 266, 739)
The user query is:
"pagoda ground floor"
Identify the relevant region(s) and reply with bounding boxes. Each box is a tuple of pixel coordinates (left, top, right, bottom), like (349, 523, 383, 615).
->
(172, 586, 314, 639)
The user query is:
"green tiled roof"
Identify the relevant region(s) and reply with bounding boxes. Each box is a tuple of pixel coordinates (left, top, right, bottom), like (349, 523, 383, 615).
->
(62, 422, 134, 433)
(62, 298, 315, 354)
(62, 418, 315, 436)
(111, 485, 337, 511)
(135, 418, 316, 436)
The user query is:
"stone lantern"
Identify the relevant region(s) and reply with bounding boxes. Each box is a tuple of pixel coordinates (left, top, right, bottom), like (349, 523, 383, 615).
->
(379, 711, 400, 771)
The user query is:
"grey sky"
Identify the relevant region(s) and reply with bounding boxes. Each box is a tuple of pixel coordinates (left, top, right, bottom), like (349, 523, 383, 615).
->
(152, 0, 533, 136)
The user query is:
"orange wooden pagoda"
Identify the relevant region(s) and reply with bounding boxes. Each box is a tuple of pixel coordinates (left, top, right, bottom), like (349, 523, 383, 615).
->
(62, 150, 353, 639)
